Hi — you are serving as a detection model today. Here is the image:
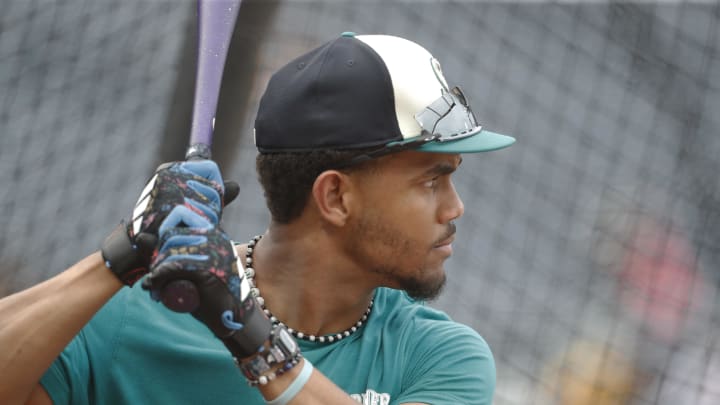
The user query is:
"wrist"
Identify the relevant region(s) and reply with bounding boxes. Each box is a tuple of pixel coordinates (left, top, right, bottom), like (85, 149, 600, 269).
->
(101, 221, 155, 286)
(235, 324, 301, 386)
(263, 357, 314, 405)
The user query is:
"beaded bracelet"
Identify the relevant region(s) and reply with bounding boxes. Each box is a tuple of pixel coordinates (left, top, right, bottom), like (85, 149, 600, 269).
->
(236, 352, 303, 387)
(234, 323, 303, 386)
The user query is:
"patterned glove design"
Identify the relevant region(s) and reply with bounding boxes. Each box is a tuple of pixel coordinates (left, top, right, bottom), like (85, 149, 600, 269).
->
(101, 160, 237, 285)
(132, 160, 226, 234)
(142, 206, 272, 358)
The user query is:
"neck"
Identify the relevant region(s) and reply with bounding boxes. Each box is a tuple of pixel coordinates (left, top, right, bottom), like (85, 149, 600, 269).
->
(243, 226, 376, 339)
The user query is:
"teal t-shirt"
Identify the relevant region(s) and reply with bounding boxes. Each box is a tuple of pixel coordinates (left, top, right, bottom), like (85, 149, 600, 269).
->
(41, 284, 495, 404)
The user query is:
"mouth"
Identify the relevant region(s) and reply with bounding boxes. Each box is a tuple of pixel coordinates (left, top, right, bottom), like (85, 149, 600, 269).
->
(432, 222, 457, 254)
(434, 222, 456, 247)
(432, 236, 454, 258)
(434, 234, 455, 248)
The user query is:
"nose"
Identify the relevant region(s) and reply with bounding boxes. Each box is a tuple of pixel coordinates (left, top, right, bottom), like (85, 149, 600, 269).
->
(439, 181, 464, 223)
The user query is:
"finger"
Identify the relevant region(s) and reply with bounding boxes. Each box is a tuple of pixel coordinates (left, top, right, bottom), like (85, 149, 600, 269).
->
(180, 160, 223, 185)
(143, 260, 182, 287)
(223, 181, 240, 206)
(141, 276, 154, 292)
(143, 259, 193, 288)
(141, 255, 204, 301)
(142, 262, 187, 295)
(159, 205, 213, 236)
(134, 232, 158, 255)
(156, 253, 209, 263)
(157, 234, 207, 253)
(185, 198, 219, 224)
(187, 180, 221, 211)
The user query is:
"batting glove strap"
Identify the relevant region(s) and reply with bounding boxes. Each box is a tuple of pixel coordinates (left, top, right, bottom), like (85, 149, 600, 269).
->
(101, 221, 156, 285)
(220, 295, 275, 358)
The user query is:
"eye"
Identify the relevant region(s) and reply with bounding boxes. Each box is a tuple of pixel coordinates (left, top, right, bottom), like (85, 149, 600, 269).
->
(423, 177, 439, 189)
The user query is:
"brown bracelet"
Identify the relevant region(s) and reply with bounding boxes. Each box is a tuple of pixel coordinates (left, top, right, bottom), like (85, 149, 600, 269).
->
(234, 324, 302, 386)
(236, 353, 303, 386)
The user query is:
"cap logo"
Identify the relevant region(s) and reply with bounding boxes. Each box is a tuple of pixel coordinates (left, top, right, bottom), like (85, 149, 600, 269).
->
(430, 57, 450, 91)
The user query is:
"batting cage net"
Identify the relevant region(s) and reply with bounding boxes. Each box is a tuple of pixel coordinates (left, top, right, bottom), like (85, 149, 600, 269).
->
(1, 1, 719, 404)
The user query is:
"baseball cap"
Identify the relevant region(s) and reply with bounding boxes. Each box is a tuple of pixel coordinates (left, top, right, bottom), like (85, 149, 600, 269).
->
(254, 32, 515, 158)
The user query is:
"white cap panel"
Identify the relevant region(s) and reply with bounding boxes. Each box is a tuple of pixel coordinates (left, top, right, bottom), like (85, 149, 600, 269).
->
(356, 35, 449, 140)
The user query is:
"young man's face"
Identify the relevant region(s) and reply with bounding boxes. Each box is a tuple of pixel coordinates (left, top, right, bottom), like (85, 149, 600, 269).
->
(344, 150, 465, 300)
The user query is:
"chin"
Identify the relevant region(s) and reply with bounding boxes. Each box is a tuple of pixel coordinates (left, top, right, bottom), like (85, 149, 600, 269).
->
(402, 270, 447, 301)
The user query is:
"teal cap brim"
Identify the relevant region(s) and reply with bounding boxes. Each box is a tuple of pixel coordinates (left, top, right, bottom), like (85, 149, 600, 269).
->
(416, 130, 515, 153)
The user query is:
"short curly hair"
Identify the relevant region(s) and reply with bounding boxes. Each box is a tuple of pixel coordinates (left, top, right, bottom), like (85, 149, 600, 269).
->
(256, 149, 380, 224)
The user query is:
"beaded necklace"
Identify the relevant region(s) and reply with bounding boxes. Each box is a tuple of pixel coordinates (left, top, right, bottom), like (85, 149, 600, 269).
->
(243, 235, 374, 344)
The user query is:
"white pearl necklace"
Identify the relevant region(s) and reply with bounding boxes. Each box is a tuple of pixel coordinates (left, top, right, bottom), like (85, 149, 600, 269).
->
(243, 235, 374, 344)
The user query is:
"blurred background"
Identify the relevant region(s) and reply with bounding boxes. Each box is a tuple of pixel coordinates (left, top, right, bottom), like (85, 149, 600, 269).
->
(1, 0, 719, 403)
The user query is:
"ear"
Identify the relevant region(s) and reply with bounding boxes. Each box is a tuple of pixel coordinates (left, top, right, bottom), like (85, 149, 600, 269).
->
(311, 170, 357, 226)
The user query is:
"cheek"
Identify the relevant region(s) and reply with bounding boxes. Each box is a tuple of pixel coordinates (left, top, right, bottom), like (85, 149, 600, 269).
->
(365, 211, 434, 261)
(394, 193, 442, 238)
(354, 183, 439, 250)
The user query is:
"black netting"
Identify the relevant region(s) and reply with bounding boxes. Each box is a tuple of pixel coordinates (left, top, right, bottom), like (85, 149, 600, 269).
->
(1, 1, 719, 404)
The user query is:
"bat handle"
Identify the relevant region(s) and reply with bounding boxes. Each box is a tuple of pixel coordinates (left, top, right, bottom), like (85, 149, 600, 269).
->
(185, 143, 212, 160)
(160, 279, 201, 313)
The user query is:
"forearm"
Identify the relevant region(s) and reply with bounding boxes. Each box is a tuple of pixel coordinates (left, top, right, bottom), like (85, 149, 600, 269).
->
(257, 358, 359, 405)
(0, 251, 122, 403)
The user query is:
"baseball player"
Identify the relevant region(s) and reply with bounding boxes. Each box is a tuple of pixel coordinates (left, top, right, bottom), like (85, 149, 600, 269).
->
(0, 33, 514, 405)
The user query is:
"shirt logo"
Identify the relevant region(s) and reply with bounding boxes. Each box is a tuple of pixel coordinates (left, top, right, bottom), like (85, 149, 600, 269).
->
(350, 389, 391, 405)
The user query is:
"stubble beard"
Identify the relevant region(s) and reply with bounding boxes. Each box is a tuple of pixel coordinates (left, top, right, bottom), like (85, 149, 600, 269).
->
(348, 214, 447, 301)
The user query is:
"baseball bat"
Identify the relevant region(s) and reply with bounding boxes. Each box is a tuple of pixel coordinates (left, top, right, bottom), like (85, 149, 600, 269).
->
(161, 0, 241, 313)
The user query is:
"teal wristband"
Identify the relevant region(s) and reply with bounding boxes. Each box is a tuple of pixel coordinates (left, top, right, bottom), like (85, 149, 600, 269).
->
(265, 358, 314, 405)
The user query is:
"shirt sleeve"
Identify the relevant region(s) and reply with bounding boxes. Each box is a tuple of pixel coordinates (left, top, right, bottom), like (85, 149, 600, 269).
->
(392, 317, 496, 405)
(39, 331, 92, 405)
(39, 287, 131, 405)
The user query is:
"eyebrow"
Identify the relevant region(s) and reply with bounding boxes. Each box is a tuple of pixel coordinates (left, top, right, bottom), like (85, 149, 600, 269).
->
(423, 157, 462, 177)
